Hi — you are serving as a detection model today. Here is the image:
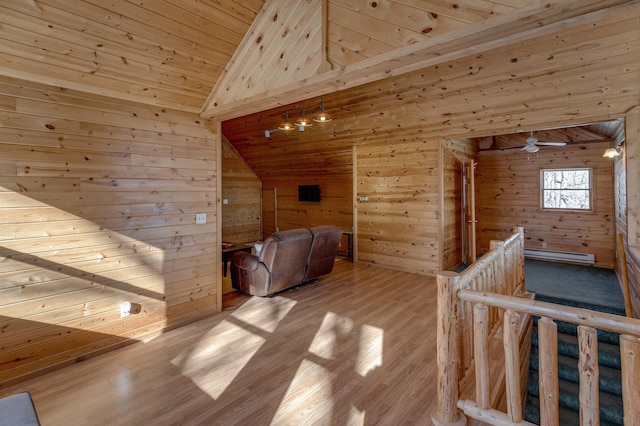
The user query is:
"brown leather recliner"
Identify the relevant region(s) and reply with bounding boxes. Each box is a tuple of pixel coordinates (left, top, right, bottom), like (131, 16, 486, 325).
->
(231, 228, 313, 297)
(231, 226, 342, 297)
(304, 225, 343, 281)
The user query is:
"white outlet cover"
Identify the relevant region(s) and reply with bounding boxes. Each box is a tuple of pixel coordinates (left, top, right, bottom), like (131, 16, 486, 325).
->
(120, 301, 131, 318)
(196, 213, 207, 224)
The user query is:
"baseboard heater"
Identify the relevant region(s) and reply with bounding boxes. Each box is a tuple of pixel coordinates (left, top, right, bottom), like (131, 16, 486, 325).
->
(524, 249, 595, 265)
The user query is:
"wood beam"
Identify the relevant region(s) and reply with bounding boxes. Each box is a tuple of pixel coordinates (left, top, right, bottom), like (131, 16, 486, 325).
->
(200, 0, 636, 120)
(627, 106, 640, 246)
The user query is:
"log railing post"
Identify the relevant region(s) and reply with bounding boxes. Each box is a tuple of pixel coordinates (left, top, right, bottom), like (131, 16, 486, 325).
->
(538, 317, 559, 426)
(490, 240, 506, 296)
(433, 271, 467, 426)
(504, 309, 523, 422)
(513, 226, 525, 288)
(578, 326, 599, 425)
(473, 303, 490, 409)
(620, 334, 640, 424)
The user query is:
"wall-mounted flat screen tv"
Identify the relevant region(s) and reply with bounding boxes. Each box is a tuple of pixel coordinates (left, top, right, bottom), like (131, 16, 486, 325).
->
(298, 184, 321, 202)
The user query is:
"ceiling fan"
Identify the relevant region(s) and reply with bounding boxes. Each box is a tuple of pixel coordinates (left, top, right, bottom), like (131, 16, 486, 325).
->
(521, 131, 567, 153)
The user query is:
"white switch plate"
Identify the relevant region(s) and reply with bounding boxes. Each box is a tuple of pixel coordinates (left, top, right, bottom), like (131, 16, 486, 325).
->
(196, 213, 206, 224)
(359, 196, 369, 202)
(223, 199, 229, 205)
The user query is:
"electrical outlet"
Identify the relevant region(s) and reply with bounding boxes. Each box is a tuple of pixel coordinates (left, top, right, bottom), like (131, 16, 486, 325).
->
(223, 199, 229, 205)
(120, 301, 131, 318)
(359, 196, 368, 202)
(196, 213, 206, 224)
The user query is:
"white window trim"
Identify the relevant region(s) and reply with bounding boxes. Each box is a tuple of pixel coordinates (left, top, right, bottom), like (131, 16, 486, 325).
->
(539, 168, 594, 212)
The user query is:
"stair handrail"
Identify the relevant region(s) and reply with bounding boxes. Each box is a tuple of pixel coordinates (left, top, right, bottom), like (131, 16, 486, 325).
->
(457, 290, 640, 425)
(432, 226, 525, 426)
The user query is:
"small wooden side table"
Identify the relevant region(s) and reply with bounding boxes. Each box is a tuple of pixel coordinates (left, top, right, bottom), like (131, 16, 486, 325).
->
(222, 244, 253, 277)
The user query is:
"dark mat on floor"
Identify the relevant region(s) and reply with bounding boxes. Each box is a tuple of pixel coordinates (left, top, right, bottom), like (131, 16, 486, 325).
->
(524, 259, 625, 310)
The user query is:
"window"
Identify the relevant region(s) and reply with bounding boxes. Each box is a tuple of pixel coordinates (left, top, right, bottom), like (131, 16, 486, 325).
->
(541, 168, 592, 210)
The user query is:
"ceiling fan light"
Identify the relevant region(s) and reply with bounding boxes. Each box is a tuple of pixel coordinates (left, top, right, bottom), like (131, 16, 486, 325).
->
(523, 144, 539, 153)
(603, 147, 620, 158)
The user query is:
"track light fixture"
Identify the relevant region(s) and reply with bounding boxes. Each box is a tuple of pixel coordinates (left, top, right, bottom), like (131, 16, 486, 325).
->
(278, 111, 295, 131)
(294, 106, 313, 128)
(313, 99, 332, 122)
(266, 100, 332, 137)
(265, 127, 307, 138)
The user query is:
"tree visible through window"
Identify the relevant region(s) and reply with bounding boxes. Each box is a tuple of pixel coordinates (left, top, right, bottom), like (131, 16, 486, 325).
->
(541, 168, 592, 210)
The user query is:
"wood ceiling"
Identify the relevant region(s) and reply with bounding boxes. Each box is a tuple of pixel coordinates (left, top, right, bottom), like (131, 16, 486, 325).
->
(0, 0, 632, 177)
(1, 0, 564, 114)
(0, 0, 264, 112)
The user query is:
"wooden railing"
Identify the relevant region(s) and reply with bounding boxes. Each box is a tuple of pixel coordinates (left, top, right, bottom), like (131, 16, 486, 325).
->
(457, 291, 640, 425)
(433, 226, 527, 426)
(432, 225, 640, 425)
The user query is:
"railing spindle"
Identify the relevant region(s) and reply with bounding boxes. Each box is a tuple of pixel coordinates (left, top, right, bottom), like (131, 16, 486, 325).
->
(620, 334, 640, 424)
(462, 298, 473, 375)
(504, 309, 523, 422)
(433, 227, 527, 426)
(578, 326, 599, 426)
(474, 303, 490, 409)
(538, 317, 559, 426)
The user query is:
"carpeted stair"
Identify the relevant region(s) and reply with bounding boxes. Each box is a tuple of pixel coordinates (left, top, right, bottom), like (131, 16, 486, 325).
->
(524, 294, 626, 425)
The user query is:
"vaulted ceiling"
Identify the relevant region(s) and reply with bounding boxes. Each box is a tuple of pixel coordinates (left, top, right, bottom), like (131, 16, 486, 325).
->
(0, 0, 632, 178)
(1, 0, 545, 113)
(0, 0, 263, 113)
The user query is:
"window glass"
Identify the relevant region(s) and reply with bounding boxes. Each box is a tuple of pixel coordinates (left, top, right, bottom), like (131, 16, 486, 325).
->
(541, 169, 591, 210)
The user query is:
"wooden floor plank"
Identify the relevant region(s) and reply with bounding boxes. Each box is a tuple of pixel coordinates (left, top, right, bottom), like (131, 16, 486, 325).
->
(1, 259, 439, 425)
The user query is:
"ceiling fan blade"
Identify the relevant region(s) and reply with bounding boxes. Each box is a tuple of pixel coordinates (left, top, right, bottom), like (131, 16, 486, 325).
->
(536, 141, 567, 146)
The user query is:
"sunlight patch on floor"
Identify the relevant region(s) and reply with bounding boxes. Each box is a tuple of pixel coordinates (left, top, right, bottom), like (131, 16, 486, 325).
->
(273, 312, 384, 425)
(308, 311, 354, 360)
(355, 324, 383, 377)
(172, 295, 297, 399)
(229, 295, 297, 333)
(272, 358, 338, 424)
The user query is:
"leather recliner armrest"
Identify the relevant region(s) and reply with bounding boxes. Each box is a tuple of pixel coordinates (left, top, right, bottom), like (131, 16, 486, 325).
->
(233, 251, 261, 272)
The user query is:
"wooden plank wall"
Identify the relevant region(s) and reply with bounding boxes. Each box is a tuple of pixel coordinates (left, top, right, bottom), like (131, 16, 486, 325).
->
(625, 107, 640, 316)
(614, 136, 628, 290)
(477, 142, 615, 268)
(615, 149, 627, 240)
(356, 140, 440, 276)
(221, 136, 261, 244)
(221, 4, 639, 277)
(627, 107, 640, 246)
(628, 247, 640, 318)
(441, 138, 476, 271)
(0, 76, 218, 384)
(262, 172, 353, 234)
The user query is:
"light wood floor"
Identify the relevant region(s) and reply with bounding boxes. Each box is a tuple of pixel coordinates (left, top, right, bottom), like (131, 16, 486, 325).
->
(1, 259, 440, 425)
